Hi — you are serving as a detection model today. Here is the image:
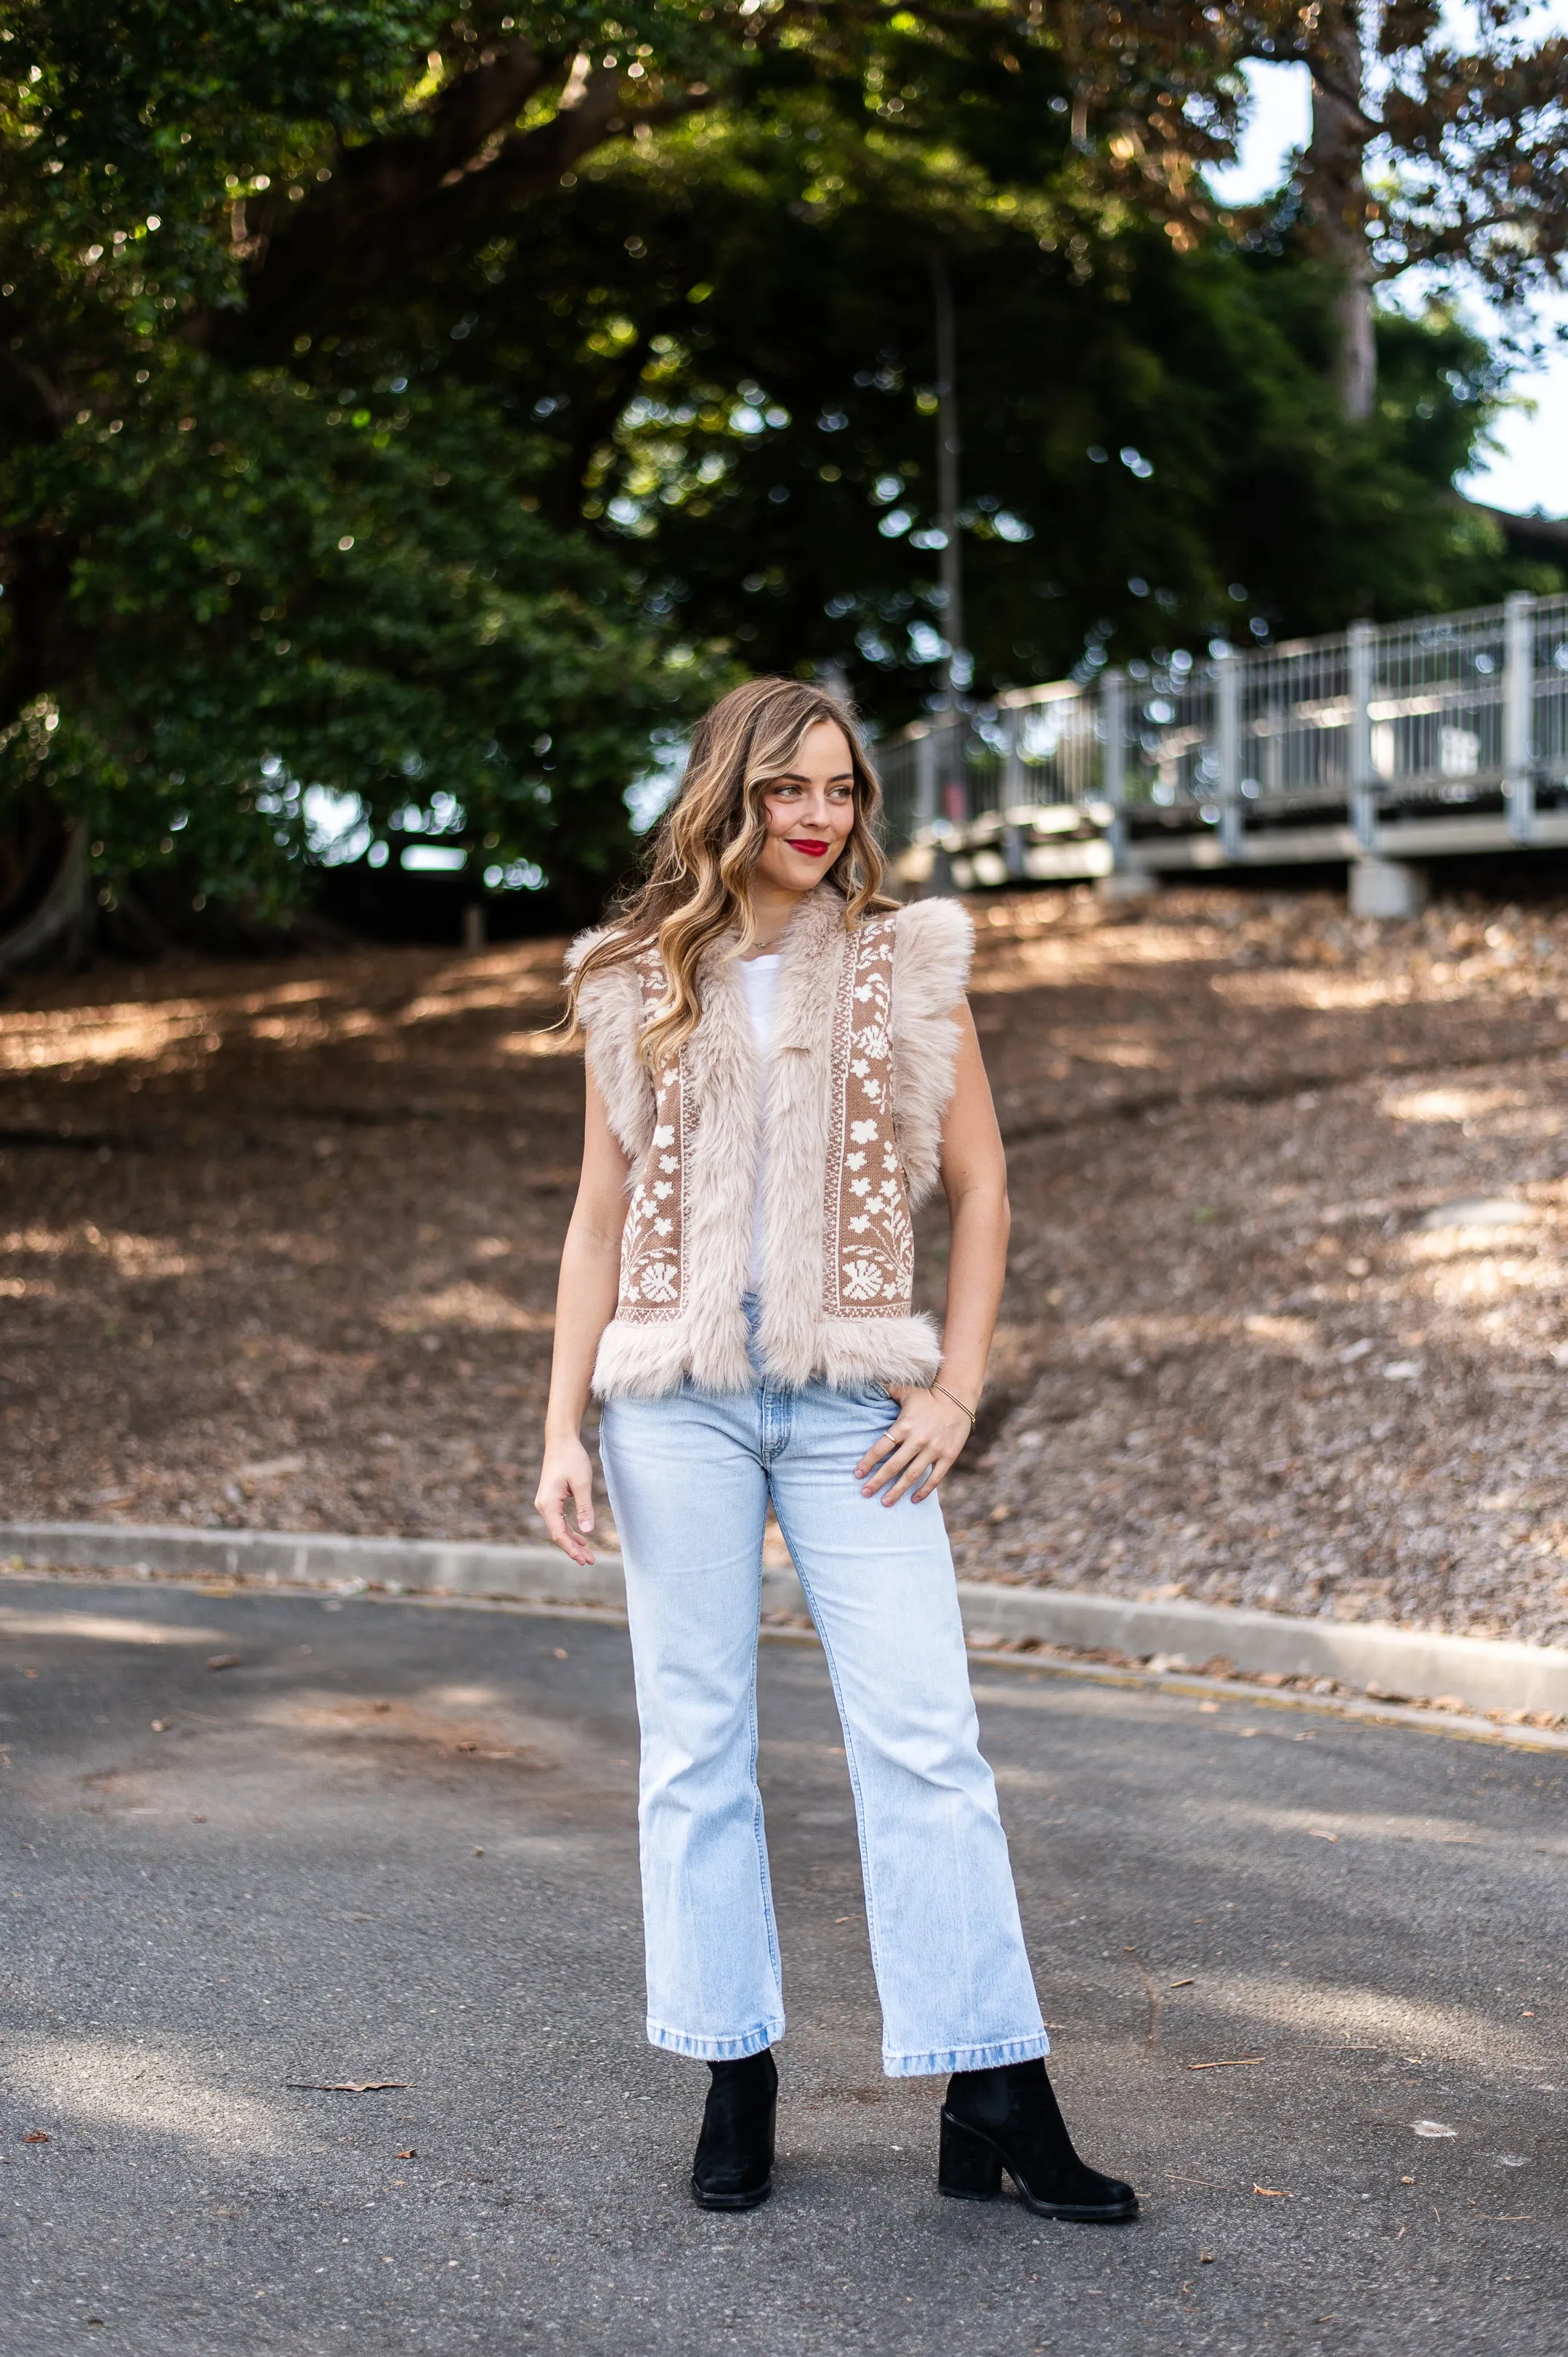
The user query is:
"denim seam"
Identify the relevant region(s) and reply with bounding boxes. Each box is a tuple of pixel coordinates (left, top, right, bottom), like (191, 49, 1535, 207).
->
(747, 1630, 784, 1991)
(647, 2018, 785, 2062)
(781, 1541, 889, 2001)
(882, 2031, 1052, 2079)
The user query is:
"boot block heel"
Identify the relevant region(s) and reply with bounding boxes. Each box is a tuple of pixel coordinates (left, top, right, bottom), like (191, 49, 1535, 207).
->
(938, 2109, 1004, 2201)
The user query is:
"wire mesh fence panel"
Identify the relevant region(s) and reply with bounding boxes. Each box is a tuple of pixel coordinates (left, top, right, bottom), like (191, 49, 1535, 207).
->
(1237, 637, 1355, 811)
(1533, 594, 1568, 788)
(876, 734, 923, 853)
(1367, 605, 1509, 805)
(995, 687, 1102, 811)
(876, 589, 1567, 863)
(1116, 657, 1219, 811)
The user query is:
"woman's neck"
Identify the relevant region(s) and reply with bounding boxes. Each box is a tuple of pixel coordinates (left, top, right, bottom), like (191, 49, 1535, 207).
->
(742, 880, 814, 958)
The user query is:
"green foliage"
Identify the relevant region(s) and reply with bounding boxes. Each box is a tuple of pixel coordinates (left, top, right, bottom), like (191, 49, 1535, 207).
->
(0, 3, 709, 917)
(452, 102, 1550, 713)
(2, 2, 1561, 927)
(3, 351, 695, 910)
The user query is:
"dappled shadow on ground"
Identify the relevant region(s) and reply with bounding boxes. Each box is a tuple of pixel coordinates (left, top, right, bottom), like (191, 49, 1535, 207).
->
(2, 1581, 1564, 2355)
(3, 889, 1568, 1638)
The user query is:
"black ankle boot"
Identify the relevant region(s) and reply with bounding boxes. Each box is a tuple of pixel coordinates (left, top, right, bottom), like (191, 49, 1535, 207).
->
(939, 2059, 1137, 2223)
(691, 2049, 777, 2210)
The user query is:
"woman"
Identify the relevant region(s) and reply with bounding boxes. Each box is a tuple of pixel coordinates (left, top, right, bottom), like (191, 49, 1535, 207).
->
(535, 677, 1135, 2223)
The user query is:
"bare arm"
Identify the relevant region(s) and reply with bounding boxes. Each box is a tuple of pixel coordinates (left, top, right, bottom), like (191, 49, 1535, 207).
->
(533, 1071, 630, 1563)
(856, 1000, 1009, 1506)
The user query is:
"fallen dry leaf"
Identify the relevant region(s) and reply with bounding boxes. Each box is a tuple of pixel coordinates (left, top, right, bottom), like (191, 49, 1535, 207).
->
(1309, 1830, 1339, 1842)
(396, 2147, 416, 2159)
(23, 2130, 49, 2144)
(286, 2081, 408, 2094)
(1253, 2185, 1293, 2199)
(206, 1653, 240, 1672)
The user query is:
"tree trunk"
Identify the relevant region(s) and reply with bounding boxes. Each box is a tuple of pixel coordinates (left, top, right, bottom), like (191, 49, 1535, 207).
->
(1304, 2, 1376, 422)
(0, 808, 89, 978)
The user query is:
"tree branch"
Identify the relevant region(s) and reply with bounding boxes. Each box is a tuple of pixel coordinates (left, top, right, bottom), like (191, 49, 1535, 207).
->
(200, 51, 728, 360)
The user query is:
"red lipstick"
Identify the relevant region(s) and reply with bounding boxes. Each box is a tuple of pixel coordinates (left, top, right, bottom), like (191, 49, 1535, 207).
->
(787, 837, 830, 857)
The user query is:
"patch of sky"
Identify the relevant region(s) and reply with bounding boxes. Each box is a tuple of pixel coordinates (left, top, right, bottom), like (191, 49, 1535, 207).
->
(1202, 60, 1312, 209)
(390, 791, 464, 834)
(401, 843, 467, 871)
(304, 785, 372, 865)
(1205, 38, 1568, 518)
(626, 729, 690, 832)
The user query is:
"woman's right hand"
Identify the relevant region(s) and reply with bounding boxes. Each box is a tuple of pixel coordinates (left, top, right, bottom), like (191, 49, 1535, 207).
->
(534, 1434, 598, 1565)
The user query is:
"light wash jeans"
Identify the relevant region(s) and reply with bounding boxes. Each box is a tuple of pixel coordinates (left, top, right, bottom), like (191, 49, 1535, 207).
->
(598, 1317, 1049, 2079)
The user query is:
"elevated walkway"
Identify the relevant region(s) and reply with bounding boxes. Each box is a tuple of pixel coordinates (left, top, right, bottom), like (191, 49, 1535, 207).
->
(881, 592, 1568, 909)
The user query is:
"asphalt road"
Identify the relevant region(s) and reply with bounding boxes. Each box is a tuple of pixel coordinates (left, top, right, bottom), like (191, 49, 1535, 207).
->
(1, 1574, 1564, 2357)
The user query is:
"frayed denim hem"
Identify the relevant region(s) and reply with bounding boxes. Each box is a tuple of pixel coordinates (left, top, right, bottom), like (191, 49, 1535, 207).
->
(648, 2018, 784, 2062)
(881, 2030, 1051, 2079)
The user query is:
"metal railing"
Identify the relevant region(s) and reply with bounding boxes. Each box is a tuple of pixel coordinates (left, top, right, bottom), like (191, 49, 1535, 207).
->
(876, 590, 1568, 863)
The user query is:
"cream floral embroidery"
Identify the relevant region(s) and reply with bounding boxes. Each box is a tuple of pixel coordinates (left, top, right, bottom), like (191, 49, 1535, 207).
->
(823, 914, 914, 1316)
(616, 950, 687, 1323)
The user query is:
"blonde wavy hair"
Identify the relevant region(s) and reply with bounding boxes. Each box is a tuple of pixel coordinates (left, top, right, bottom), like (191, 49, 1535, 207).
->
(568, 676, 893, 1068)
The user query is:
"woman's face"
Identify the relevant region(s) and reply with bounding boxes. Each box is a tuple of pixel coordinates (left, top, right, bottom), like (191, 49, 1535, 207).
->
(753, 720, 857, 898)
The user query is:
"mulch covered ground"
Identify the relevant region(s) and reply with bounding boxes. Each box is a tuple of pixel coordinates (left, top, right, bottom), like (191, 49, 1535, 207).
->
(4, 885, 1567, 1645)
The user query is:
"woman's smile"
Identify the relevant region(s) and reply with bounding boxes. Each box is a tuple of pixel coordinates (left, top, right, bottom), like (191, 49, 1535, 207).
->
(785, 836, 831, 856)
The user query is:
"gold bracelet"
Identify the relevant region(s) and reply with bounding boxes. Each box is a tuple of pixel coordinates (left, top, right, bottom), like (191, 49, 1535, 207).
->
(930, 1380, 978, 1427)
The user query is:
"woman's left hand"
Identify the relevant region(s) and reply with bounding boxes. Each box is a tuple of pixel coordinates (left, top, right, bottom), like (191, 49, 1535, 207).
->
(854, 1385, 973, 1507)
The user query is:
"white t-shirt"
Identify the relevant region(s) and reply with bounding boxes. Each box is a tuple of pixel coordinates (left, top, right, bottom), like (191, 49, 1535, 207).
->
(738, 954, 780, 1292)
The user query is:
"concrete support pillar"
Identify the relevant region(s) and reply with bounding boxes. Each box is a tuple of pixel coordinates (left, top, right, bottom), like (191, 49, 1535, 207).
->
(1216, 649, 1242, 860)
(1100, 669, 1126, 809)
(1099, 668, 1128, 879)
(1349, 856, 1427, 921)
(1504, 590, 1535, 845)
(1348, 619, 1377, 850)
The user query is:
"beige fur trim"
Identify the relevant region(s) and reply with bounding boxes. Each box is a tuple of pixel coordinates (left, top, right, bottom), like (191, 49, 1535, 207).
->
(566, 925, 655, 1163)
(755, 888, 848, 1384)
(815, 1311, 943, 1388)
(671, 945, 758, 1393)
(889, 897, 973, 1205)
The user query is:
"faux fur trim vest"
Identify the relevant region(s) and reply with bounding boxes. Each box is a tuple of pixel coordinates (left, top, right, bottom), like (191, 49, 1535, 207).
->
(568, 885, 974, 1398)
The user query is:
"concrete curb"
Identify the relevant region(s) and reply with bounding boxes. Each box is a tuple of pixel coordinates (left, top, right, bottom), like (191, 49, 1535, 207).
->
(4, 1520, 1566, 1720)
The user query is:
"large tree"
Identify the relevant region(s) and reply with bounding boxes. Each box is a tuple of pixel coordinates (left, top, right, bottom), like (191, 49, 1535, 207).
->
(474, 94, 1546, 714)
(3, 1, 1564, 946)
(1235, 2, 1568, 419)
